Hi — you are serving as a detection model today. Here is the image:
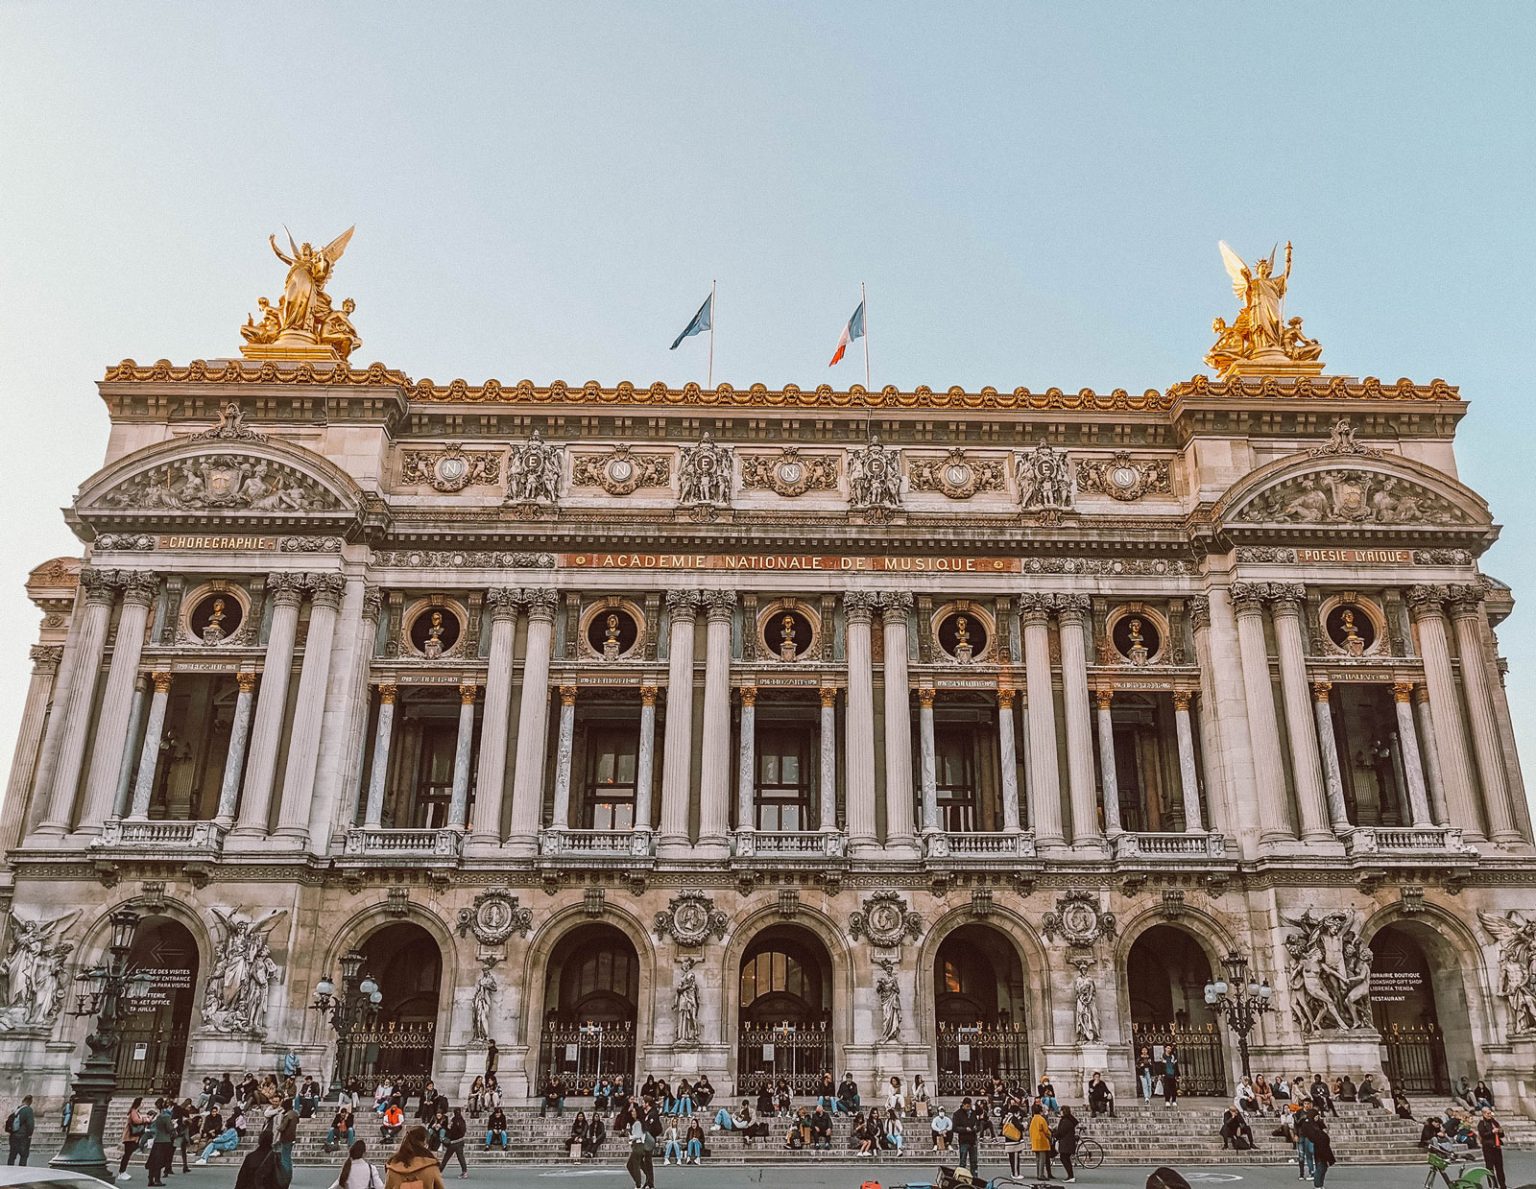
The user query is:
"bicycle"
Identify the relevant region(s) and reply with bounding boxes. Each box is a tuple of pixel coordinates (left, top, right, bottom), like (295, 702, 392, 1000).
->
(1074, 1136, 1105, 1169)
(1424, 1147, 1494, 1189)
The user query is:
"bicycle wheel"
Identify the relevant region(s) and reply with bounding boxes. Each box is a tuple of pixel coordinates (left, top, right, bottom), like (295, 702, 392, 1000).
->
(1076, 1137, 1105, 1169)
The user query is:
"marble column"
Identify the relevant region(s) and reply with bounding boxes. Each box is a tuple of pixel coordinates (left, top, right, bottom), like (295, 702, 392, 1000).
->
(658, 592, 701, 852)
(1268, 587, 1333, 843)
(1413, 686, 1449, 826)
(1094, 689, 1122, 835)
(998, 686, 1022, 833)
(879, 592, 917, 852)
(1392, 681, 1435, 828)
(634, 685, 659, 832)
(448, 681, 479, 830)
(818, 686, 838, 833)
(470, 588, 519, 844)
(126, 671, 173, 819)
(275, 573, 346, 841)
(1020, 594, 1065, 846)
(1056, 595, 1099, 845)
(843, 592, 879, 852)
(111, 675, 150, 821)
(1448, 587, 1522, 844)
(1408, 586, 1483, 838)
(507, 589, 558, 853)
(697, 591, 737, 851)
(362, 683, 397, 829)
(1230, 583, 1294, 843)
(26, 596, 90, 839)
(4, 645, 63, 850)
(233, 573, 306, 837)
(213, 671, 258, 826)
(736, 686, 757, 833)
(547, 684, 577, 832)
(1311, 681, 1351, 831)
(77, 571, 159, 832)
(917, 688, 939, 834)
(1171, 691, 1204, 832)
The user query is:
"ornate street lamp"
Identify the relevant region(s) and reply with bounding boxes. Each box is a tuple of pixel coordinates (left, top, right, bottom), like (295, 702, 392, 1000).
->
(52, 908, 142, 1182)
(312, 950, 381, 1096)
(1204, 950, 1274, 1082)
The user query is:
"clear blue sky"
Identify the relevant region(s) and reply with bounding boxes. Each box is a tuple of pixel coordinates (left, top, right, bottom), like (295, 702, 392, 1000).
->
(2, 3, 1533, 800)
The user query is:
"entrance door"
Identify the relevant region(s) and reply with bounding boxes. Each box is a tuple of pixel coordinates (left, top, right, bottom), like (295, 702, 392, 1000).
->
(538, 925, 639, 1095)
(117, 918, 198, 1096)
(1370, 924, 1452, 1093)
(736, 926, 833, 1094)
(341, 923, 442, 1099)
(1125, 925, 1227, 1096)
(933, 925, 1030, 1096)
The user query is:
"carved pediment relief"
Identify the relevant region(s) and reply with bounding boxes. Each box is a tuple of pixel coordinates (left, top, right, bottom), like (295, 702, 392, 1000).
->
(1236, 468, 1467, 526)
(100, 452, 342, 513)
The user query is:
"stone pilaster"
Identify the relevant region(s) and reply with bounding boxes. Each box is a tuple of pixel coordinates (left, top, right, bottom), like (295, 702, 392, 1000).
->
(998, 686, 1022, 833)
(1094, 688, 1121, 835)
(2, 644, 62, 851)
(1268, 584, 1334, 843)
(1310, 681, 1351, 831)
(1171, 690, 1203, 832)
(843, 591, 879, 854)
(274, 573, 346, 842)
(1392, 681, 1435, 828)
(697, 591, 737, 852)
(1408, 585, 1484, 839)
(1020, 593, 1065, 846)
(1447, 584, 1521, 844)
(917, 687, 938, 834)
(214, 670, 259, 827)
(363, 683, 398, 829)
(878, 591, 916, 853)
(658, 591, 701, 854)
(77, 570, 158, 833)
(1230, 582, 1295, 843)
(736, 686, 757, 833)
(470, 588, 520, 845)
(448, 681, 479, 830)
(818, 686, 838, 833)
(1056, 594, 1100, 845)
(231, 572, 306, 839)
(1412, 685, 1449, 826)
(507, 588, 558, 854)
(126, 670, 173, 819)
(635, 685, 659, 831)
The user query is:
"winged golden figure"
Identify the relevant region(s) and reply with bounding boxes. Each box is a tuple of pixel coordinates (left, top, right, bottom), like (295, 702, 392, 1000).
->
(1205, 240, 1323, 377)
(242, 226, 360, 360)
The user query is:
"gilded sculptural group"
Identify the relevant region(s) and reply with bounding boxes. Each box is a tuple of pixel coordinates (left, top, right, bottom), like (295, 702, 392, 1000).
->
(241, 227, 361, 361)
(1205, 241, 1324, 377)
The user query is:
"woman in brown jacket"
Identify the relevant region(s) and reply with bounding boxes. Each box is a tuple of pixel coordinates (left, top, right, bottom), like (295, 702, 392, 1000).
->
(383, 1126, 447, 1189)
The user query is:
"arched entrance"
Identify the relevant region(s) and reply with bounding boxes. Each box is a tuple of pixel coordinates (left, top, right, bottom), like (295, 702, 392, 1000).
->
(117, 917, 198, 1095)
(736, 925, 833, 1094)
(339, 923, 442, 1098)
(933, 924, 1030, 1096)
(1369, 922, 1466, 1093)
(1126, 924, 1226, 1095)
(537, 924, 639, 1095)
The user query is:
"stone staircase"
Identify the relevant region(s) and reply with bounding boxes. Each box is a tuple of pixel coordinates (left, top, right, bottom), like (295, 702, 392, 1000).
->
(23, 1099, 1445, 1169)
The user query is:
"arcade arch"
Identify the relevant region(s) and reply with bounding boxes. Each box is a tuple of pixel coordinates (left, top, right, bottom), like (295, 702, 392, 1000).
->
(932, 922, 1030, 1096)
(1368, 920, 1474, 1094)
(336, 922, 443, 1098)
(736, 924, 833, 1094)
(1125, 923, 1226, 1095)
(117, 916, 200, 1096)
(536, 924, 640, 1096)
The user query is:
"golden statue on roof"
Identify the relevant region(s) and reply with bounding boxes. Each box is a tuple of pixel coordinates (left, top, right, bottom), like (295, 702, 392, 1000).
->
(240, 226, 360, 362)
(1205, 240, 1324, 378)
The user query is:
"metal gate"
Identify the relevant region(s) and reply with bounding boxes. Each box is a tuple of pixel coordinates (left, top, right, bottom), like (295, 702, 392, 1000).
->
(936, 1022, 1031, 1096)
(736, 1022, 833, 1094)
(1381, 1023, 1449, 1094)
(538, 1021, 636, 1096)
(115, 1021, 189, 1095)
(339, 1021, 437, 1099)
(1129, 1022, 1227, 1096)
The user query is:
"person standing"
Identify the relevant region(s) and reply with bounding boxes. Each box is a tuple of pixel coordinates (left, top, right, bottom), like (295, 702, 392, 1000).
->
(1162, 1046, 1180, 1106)
(1478, 1109, 1507, 1189)
(624, 1106, 653, 1189)
(1299, 1111, 1335, 1188)
(145, 1098, 176, 1187)
(1000, 1100, 1028, 1181)
(330, 1139, 380, 1189)
(1029, 1102, 1054, 1182)
(275, 1097, 299, 1187)
(6, 1096, 35, 1166)
(1057, 1105, 1080, 1183)
(236, 1131, 279, 1189)
(1137, 1047, 1155, 1104)
(952, 1096, 979, 1176)
(438, 1108, 468, 1179)
(118, 1096, 150, 1181)
(383, 1127, 445, 1189)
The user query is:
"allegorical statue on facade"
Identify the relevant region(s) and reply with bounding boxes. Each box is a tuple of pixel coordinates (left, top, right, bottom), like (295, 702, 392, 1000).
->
(202, 908, 285, 1034)
(1072, 959, 1102, 1043)
(875, 958, 902, 1042)
(241, 227, 360, 360)
(678, 433, 733, 506)
(848, 437, 902, 511)
(506, 430, 562, 505)
(1205, 241, 1325, 377)
(0, 910, 79, 1032)
(1283, 909, 1372, 1033)
(1016, 442, 1074, 513)
(1479, 911, 1536, 1035)
(470, 957, 500, 1044)
(674, 957, 701, 1047)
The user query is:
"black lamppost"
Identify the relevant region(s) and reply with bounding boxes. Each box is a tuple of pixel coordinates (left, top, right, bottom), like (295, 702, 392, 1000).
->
(312, 950, 381, 1097)
(1204, 950, 1274, 1082)
(52, 908, 142, 1183)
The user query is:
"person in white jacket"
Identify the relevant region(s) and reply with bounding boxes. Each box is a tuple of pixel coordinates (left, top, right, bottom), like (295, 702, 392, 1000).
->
(329, 1140, 382, 1189)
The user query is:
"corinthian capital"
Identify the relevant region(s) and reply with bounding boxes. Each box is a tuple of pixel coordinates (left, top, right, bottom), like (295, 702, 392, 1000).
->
(486, 587, 521, 620)
(361, 585, 384, 621)
(704, 590, 738, 620)
(665, 590, 703, 618)
(308, 572, 347, 609)
(1446, 580, 1488, 618)
(266, 571, 308, 605)
(1268, 581, 1306, 609)
(1229, 582, 1267, 614)
(520, 587, 559, 619)
(1406, 584, 1449, 617)
(79, 567, 119, 605)
(29, 644, 63, 673)
(876, 591, 914, 622)
(119, 570, 160, 607)
(842, 591, 879, 622)
(1188, 595, 1211, 632)
(1019, 592, 1053, 624)
(1054, 593, 1090, 622)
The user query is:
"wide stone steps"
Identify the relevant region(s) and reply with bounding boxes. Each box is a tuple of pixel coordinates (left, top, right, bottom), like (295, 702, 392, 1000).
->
(26, 1101, 1440, 1167)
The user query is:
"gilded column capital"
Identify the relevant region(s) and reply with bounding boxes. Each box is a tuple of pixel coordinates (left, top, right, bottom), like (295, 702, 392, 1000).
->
(704, 590, 738, 621)
(520, 587, 559, 619)
(309, 572, 347, 610)
(266, 571, 308, 606)
(1172, 690, 1192, 712)
(1054, 593, 1090, 622)
(120, 571, 160, 607)
(1188, 595, 1211, 633)
(842, 591, 879, 623)
(237, 670, 260, 694)
(819, 685, 838, 708)
(29, 644, 63, 673)
(917, 687, 936, 708)
(374, 681, 398, 704)
(1019, 592, 1053, 624)
(997, 686, 1017, 710)
(739, 685, 758, 707)
(640, 684, 659, 706)
(1094, 688, 1114, 711)
(1414, 684, 1431, 706)
(486, 587, 521, 620)
(361, 585, 384, 621)
(557, 684, 577, 706)
(1311, 679, 1333, 703)
(79, 567, 121, 605)
(151, 670, 174, 694)
(876, 590, 914, 622)
(665, 590, 703, 618)
(1392, 681, 1417, 704)
(1406, 584, 1451, 617)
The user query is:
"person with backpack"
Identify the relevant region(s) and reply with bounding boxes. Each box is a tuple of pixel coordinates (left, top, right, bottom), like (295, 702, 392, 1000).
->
(6, 1096, 36, 1166)
(384, 1126, 445, 1189)
(328, 1139, 381, 1189)
(437, 1108, 468, 1179)
(1000, 1099, 1028, 1180)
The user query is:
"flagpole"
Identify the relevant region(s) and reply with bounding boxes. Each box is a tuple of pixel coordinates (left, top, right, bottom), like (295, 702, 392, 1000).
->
(708, 279, 716, 390)
(861, 281, 871, 391)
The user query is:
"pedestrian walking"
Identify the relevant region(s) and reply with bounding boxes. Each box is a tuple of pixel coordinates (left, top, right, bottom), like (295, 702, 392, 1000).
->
(118, 1096, 150, 1181)
(1000, 1100, 1028, 1181)
(1300, 1112, 1335, 1188)
(437, 1108, 468, 1179)
(624, 1105, 655, 1189)
(328, 1139, 381, 1189)
(1162, 1046, 1180, 1106)
(383, 1126, 446, 1189)
(1137, 1047, 1155, 1103)
(235, 1131, 279, 1189)
(5, 1096, 35, 1166)
(952, 1096, 979, 1175)
(1478, 1109, 1507, 1189)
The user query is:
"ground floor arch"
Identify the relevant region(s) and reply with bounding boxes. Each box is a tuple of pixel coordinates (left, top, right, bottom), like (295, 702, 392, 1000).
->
(536, 923, 640, 1095)
(736, 923, 834, 1094)
(933, 922, 1030, 1095)
(1369, 920, 1471, 1094)
(1125, 923, 1226, 1095)
(338, 921, 443, 1097)
(117, 916, 199, 1095)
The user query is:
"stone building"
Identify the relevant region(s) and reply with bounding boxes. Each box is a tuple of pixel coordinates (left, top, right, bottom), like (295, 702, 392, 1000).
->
(2, 253, 1535, 1113)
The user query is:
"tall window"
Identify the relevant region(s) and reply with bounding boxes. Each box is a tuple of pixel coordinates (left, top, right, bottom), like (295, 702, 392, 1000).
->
(935, 728, 978, 831)
(411, 723, 457, 828)
(755, 726, 813, 831)
(583, 726, 637, 830)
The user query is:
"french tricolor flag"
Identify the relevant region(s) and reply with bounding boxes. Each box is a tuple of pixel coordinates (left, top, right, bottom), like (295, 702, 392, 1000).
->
(828, 299, 866, 367)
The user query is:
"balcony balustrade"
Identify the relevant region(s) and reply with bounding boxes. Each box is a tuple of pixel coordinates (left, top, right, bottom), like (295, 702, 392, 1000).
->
(1112, 831, 1228, 861)
(538, 827, 655, 859)
(342, 827, 463, 858)
(730, 829, 847, 859)
(921, 830, 1038, 861)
